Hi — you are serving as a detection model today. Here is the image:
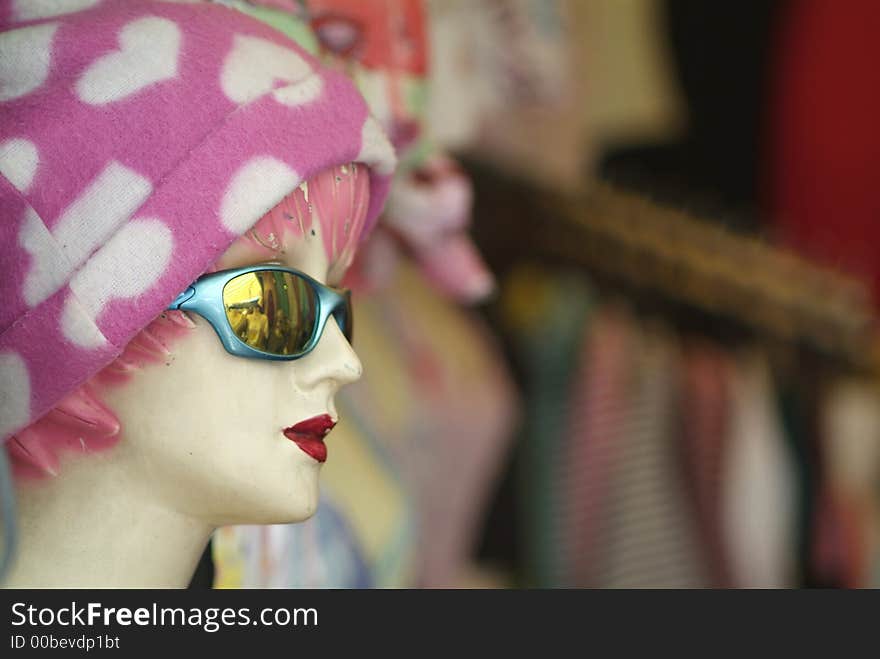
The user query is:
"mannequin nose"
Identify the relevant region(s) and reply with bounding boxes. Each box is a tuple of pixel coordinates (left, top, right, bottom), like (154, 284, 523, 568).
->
(295, 315, 362, 389)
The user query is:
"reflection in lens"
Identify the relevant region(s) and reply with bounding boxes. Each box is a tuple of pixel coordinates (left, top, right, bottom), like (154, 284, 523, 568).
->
(223, 271, 317, 355)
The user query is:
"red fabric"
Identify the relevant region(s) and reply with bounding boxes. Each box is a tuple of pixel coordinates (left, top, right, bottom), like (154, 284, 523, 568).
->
(561, 311, 633, 586)
(768, 0, 880, 305)
(678, 345, 734, 588)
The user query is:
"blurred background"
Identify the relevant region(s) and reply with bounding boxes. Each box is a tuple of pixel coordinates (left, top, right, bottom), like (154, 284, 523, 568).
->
(202, 0, 880, 588)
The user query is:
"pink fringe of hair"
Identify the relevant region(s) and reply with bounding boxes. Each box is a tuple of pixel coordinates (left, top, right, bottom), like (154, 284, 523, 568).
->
(242, 162, 370, 283)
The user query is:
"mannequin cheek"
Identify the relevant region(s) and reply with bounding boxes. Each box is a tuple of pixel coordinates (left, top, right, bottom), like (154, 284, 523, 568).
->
(99, 327, 244, 482)
(102, 317, 323, 524)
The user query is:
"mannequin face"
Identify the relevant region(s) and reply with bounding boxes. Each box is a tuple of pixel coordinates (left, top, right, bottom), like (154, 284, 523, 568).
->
(99, 201, 363, 527)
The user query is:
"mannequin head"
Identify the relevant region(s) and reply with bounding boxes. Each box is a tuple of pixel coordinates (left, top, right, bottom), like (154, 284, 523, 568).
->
(306, 0, 428, 156)
(302, 0, 494, 302)
(0, 0, 396, 587)
(7, 162, 370, 526)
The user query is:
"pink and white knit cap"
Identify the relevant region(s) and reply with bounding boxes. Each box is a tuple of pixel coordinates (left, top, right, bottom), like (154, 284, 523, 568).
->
(0, 0, 396, 442)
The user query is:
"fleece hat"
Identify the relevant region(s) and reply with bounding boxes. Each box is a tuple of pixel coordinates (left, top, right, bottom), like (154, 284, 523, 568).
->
(0, 0, 396, 442)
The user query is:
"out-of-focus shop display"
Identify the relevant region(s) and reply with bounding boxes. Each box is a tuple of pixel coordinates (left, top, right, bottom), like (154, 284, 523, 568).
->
(469, 170, 880, 587)
(203, 0, 880, 588)
(456, 0, 880, 588)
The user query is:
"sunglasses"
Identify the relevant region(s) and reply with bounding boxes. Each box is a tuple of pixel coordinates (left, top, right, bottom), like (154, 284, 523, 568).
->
(167, 265, 353, 361)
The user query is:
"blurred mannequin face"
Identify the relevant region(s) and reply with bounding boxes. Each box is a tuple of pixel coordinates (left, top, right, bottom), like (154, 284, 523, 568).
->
(100, 184, 364, 527)
(307, 0, 428, 154)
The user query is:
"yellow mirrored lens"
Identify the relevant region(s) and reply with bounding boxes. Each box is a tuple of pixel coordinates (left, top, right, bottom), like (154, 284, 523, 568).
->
(223, 271, 317, 355)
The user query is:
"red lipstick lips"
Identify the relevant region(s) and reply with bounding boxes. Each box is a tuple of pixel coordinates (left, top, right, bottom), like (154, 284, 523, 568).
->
(283, 414, 335, 463)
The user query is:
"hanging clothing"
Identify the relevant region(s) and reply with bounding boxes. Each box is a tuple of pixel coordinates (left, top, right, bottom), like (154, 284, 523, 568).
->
(721, 353, 798, 588)
(591, 325, 709, 588)
(504, 268, 593, 586)
(678, 342, 735, 587)
(560, 306, 636, 587)
(820, 380, 880, 587)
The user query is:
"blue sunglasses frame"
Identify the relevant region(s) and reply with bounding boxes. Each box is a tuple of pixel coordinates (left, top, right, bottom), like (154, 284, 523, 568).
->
(167, 265, 353, 361)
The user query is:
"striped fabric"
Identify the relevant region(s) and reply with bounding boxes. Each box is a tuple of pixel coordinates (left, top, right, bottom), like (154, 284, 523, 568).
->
(508, 271, 593, 586)
(502, 270, 810, 588)
(559, 306, 634, 586)
(592, 326, 709, 588)
(678, 343, 734, 587)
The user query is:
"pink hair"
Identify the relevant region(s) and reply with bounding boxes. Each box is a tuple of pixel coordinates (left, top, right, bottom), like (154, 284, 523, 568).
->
(7, 163, 370, 480)
(241, 161, 370, 282)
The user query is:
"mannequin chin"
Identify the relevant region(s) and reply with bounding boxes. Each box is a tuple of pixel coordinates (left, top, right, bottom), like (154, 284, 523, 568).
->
(3, 171, 367, 587)
(101, 219, 362, 527)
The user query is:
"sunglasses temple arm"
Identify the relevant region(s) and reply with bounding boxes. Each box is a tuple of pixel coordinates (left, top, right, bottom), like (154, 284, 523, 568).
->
(167, 286, 196, 311)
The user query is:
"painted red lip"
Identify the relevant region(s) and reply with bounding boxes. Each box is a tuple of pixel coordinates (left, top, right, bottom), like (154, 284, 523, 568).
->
(283, 414, 336, 463)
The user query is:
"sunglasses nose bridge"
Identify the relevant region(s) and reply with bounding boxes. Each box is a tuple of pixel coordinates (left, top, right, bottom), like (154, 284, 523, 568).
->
(296, 307, 362, 387)
(335, 291, 353, 344)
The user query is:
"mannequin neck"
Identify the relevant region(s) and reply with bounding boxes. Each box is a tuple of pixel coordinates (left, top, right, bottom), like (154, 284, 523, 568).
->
(4, 447, 212, 588)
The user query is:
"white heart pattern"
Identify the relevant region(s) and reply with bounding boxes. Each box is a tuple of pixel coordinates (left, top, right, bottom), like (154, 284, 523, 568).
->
(76, 16, 181, 105)
(13, 0, 99, 22)
(0, 351, 30, 439)
(358, 117, 396, 176)
(221, 34, 313, 105)
(21, 161, 153, 308)
(272, 73, 324, 108)
(220, 157, 299, 233)
(0, 138, 39, 193)
(62, 218, 174, 348)
(0, 22, 59, 102)
(70, 218, 175, 320)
